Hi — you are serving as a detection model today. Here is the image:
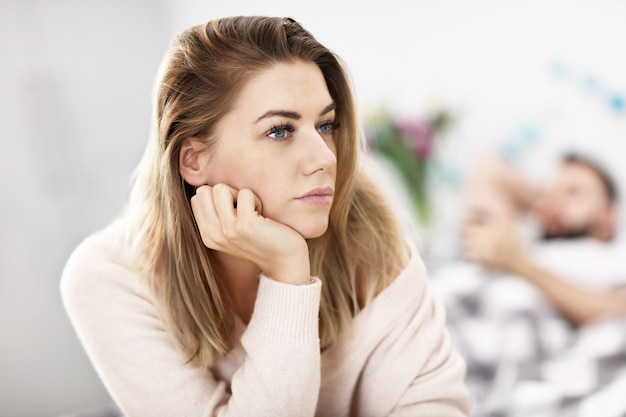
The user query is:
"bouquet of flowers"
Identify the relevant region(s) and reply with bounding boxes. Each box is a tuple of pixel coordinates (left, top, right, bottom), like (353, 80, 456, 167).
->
(365, 108, 453, 225)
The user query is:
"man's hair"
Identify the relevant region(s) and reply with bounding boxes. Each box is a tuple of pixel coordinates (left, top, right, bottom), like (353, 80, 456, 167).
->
(562, 152, 619, 204)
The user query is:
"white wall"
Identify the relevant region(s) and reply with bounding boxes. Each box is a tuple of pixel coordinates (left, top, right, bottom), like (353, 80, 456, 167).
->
(0, 1, 168, 415)
(2, 0, 626, 415)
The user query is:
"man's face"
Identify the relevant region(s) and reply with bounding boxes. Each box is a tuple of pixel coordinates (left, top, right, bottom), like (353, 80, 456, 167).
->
(535, 162, 612, 240)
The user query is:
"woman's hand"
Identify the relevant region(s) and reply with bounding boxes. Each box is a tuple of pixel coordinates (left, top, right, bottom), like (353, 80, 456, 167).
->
(190, 184, 311, 285)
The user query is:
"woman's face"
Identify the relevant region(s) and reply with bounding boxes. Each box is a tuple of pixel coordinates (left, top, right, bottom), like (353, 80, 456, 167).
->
(201, 60, 338, 239)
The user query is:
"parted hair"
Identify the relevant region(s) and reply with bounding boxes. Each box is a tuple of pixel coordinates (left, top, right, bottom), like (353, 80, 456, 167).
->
(128, 15, 408, 368)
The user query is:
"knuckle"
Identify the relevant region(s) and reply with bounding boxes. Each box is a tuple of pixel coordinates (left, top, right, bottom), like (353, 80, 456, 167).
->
(195, 185, 210, 197)
(238, 188, 253, 203)
(213, 183, 232, 198)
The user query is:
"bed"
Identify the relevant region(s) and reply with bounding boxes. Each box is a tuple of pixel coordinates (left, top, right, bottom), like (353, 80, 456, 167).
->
(430, 258, 626, 417)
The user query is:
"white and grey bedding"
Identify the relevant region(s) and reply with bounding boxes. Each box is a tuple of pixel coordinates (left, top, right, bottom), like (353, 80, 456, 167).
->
(431, 259, 626, 417)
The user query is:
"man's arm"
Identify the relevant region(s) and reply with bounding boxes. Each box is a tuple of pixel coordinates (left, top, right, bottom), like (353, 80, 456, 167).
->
(463, 152, 539, 222)
(461, 217, 626, 326)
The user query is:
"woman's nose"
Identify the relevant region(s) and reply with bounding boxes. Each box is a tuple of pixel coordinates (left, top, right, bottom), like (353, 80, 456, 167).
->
(300, 129, 337, 175)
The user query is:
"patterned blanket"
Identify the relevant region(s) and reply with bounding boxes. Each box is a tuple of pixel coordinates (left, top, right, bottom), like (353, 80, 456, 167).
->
(430, 261, 626, 417)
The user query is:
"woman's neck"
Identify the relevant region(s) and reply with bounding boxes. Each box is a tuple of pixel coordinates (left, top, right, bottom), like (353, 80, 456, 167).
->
(214, 251, 260, 325)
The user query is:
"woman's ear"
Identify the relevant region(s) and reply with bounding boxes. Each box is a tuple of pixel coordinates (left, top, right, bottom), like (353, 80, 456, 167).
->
(179, 138, 208, 187)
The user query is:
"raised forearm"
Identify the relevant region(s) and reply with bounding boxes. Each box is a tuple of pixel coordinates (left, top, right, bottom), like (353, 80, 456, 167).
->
(510, 257, 626, 326)
(466, 152, 538, 214)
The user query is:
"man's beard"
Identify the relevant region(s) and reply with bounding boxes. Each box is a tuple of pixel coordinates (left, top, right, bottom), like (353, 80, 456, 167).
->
(541, 223, 595, 241)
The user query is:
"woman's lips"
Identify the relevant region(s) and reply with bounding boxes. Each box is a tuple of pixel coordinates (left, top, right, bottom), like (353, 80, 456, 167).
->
(296, 187, 334, 206)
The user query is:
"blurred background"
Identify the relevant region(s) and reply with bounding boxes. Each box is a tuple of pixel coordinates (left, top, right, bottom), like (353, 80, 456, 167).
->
(2, 0, 626, 415)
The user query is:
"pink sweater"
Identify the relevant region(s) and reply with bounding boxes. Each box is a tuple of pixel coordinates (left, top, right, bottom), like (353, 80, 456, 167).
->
(61, 218, 470, 416)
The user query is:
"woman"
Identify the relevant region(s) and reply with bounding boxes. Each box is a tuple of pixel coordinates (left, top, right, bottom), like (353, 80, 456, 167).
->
(61, 16, 470, 416)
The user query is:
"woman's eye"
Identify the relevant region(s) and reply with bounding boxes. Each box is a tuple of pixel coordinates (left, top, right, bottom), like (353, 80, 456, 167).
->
(268, 124, 295, 140)
(318, 120, 340, 135)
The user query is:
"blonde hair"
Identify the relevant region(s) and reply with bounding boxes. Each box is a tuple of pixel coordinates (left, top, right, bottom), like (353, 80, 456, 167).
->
(129, 16, 407, 368)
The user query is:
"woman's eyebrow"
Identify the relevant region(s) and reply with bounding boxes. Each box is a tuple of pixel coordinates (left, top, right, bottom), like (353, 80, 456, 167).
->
(319, 102, 336, 116)
(255, 102, 336, 123)
(255, 110, 301, 122)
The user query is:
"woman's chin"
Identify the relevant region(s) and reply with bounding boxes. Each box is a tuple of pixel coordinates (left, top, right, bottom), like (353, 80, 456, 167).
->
(295, 221, 330, 240)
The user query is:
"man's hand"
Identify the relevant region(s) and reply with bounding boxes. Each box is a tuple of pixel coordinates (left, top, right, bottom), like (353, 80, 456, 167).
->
(460, 211, 626, 326)
(461, 213, 527, 274)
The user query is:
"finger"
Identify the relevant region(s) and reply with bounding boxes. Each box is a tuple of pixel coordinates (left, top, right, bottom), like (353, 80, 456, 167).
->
(461, 231, 487, 259)
(191, 185, 216, 221)
(215, 183, 239, 205)
(236, 188, 263, 216)
(212, 183, 237, 225)
(460, 236, 477, 259)
(464, 242, 487, 265)
(461, 222, 482, 241)
(210, 184, 261, 212)
(191, 185, 223, 248)
(461, 242, 479, 263)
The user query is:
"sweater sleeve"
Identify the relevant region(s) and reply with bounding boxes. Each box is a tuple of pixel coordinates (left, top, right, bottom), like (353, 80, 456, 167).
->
(60, 229, 322, 417)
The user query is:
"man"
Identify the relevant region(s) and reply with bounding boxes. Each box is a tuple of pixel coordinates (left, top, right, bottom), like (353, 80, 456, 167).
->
(461, 151, 626, 326)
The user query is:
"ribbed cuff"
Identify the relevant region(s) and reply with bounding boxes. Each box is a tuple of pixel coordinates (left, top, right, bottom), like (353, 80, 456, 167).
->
(244, 273, 322, 345)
